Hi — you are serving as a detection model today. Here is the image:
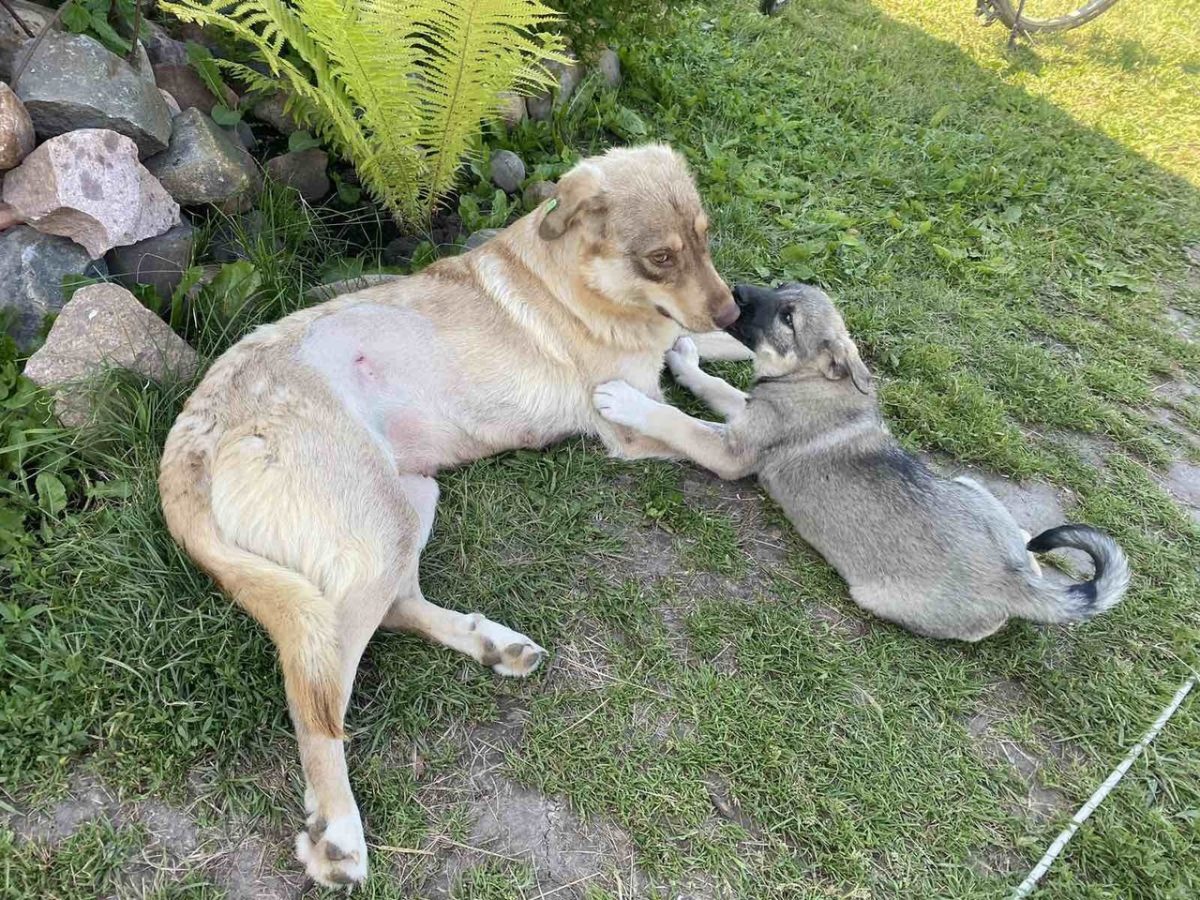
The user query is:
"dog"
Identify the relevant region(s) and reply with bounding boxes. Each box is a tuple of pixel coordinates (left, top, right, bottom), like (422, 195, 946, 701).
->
(594, 282, 1130, 642)
(158, 144, 746, 887)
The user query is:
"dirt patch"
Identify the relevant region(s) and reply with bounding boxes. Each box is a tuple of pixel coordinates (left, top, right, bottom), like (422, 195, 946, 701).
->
(1167, 307, 1199, 342)
(1, 770, 303, 899)
(414, 706, 649, 899)
(1163, 460, 1200, 524)
(966, 681, 1073, 822)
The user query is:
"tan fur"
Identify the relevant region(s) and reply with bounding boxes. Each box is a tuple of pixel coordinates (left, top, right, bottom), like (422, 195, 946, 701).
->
(158, 144, 735, 887)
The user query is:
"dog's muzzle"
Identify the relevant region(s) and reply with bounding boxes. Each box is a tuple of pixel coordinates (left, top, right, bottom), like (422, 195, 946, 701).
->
(714, 301, 740, 329)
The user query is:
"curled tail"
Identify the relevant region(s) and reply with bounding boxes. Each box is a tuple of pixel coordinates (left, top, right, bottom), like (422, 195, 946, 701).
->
(160, 432, 345, 740)
(1020, 524, 1130, 623)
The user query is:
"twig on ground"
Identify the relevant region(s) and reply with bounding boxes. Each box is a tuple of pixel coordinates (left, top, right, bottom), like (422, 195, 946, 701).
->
(1012, 676, 1196, 899)
(0, 0, 34, 37)
(9, 0, 68, 89)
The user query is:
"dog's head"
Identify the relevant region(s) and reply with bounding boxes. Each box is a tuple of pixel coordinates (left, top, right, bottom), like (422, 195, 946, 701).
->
(538, 145, 737, 332)
(725, 282, 872, 392)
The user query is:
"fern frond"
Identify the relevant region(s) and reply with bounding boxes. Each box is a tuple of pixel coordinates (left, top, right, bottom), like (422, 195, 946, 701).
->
(412, 0, 566, 209)
(159, 0, 564, 224)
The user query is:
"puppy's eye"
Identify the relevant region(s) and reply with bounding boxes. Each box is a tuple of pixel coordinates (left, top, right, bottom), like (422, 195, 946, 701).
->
(648, 250, 674, 267)
(781, 309, 794, 327)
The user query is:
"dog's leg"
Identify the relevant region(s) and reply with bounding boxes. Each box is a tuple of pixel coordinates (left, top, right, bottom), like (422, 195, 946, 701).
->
(688, 330, 754, 362)
(292, 608, 376, 889)
(594, 381, 755, 480)
(954, 475, 1043, 575)
(666, 337, 748, 419)
(382, 591, 547, 676)
(379, 474, 546, 675)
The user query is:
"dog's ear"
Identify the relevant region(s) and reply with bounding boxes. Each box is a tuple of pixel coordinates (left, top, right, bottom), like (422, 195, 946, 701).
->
(820, 338, 872, 394)
(538, 164, 606, 240)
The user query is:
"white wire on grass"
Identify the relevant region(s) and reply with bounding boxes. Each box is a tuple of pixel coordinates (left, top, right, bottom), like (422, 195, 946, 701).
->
(1012, 676, 1196, 899)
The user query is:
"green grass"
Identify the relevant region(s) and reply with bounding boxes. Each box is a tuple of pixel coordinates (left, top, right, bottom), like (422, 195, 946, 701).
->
(3, 0, 1200, 897)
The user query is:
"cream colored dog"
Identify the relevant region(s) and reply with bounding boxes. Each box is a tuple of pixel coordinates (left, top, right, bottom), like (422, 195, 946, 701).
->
(158, 145, 744, 887)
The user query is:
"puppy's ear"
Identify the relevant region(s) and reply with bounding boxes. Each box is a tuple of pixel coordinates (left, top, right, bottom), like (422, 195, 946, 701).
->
(538, 164, 606, 240)
(820, 338, 873, 394)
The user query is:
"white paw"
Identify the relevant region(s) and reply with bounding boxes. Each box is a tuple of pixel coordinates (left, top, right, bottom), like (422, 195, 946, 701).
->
(593, 380, 655, 430)
(295, 810, 368, 888)
(666, 336, 700, 376)
(469, 613, 547, 677)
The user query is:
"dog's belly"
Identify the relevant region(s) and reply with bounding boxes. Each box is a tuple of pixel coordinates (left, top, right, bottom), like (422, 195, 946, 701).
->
(298, 303, 581, 472)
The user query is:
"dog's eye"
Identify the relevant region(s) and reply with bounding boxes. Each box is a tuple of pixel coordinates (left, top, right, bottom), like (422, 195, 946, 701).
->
(648, 250, 674, 267)
(780, 309, 794, 327)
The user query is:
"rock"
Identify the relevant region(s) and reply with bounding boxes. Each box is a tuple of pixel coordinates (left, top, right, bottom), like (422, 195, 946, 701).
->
(0, 83, 35, 170)
(547, 53, 582, 108)
(145, 108, 260, 211)
(0, 0, 58, 81)
(526, 91, 552, 122)
(522, 180, 556, 210)
(107, 222, 195, 299)
(3, 129, 180, 258)
(250, 90, 297, 135)
(0, 225, 106, 350)
(13, 32, 173, 157)
(22, 283, 197, 427)
(152, 64, 238, 117)
(496, 91, 526, 128)
(1186, 245, 1200, 267)
(597, 48, 621, 88)
(264, 149, 329, 202)
(382, 235, 422, 268)
(171, 21, 224, 55)
(129, 43, 156, 85)
(463, 228, 501, 251)
(223, 120, 257, 153)
(490, 149, 525, 193)
(159, 89, 182, 118)
(141, 21, 189, 67)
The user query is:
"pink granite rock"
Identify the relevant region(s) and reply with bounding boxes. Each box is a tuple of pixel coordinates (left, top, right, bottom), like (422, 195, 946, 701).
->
(3, 129, 180, 258)
(0, 83, 35, 170)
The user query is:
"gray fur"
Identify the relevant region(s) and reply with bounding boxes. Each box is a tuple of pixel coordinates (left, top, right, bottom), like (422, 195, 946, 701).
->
(595, 283, 1131, 641)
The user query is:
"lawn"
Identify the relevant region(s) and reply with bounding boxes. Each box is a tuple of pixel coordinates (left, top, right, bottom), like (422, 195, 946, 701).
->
(2, 0, 1199, 897)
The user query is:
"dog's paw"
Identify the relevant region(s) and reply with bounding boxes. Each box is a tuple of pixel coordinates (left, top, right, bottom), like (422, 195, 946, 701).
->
(666, 336, 700, 375)
(593, 380, 654, 430)
(469, 614, 547, 677)
(295, 810, 368, 888)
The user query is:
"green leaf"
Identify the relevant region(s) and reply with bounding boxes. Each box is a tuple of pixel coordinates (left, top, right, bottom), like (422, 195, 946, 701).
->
(35, 472, 67, 518)
(61, 1, 93, 34)
(88, 10, 132, 54)
(202, 261, 261, 321)
(606, 105, 648, 140)
(288, 130, 323, 152)
(211, 103, 242, 126)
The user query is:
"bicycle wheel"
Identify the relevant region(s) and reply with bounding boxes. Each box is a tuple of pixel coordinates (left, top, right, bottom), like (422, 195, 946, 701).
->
(987, 0, 1120, 33)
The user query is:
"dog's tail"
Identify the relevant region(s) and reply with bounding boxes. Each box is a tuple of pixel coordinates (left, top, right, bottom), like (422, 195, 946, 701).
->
(1019, 524, 1131, 623)
(159, 425, 345, 740)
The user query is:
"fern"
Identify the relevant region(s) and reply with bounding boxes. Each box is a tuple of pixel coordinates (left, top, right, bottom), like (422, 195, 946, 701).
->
(157, 0, 565, 224)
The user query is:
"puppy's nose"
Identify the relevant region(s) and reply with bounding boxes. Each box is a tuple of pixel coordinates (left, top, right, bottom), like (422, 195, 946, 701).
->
(733, 283, 752, 307)
(714, 301, 740, 328)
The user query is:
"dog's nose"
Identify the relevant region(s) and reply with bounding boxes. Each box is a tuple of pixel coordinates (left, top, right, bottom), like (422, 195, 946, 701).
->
(714, 301, 740, 328)
(733, 283, 752, 307)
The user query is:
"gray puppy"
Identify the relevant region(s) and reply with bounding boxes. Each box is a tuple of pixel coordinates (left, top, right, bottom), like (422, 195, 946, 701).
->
(594, 282, 1130, 641)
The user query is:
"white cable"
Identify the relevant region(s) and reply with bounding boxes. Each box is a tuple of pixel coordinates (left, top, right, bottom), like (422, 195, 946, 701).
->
(1012, 676, 1196, 899)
